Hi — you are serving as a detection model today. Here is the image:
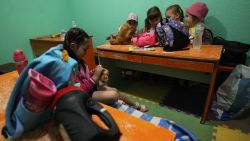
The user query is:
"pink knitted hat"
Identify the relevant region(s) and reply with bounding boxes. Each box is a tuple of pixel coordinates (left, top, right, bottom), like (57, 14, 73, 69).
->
(186, 2, 208, 21)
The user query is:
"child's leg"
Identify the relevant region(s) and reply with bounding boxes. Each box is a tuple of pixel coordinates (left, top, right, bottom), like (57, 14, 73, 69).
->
(103, 86, 136, 106)
(92, 90, 119, 105)
(104, 86, 148, 112)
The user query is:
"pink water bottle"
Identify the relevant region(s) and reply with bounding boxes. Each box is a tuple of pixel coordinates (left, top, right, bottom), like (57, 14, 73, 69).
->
(13, 49, 28, 74)
(24, 69, 57, 113)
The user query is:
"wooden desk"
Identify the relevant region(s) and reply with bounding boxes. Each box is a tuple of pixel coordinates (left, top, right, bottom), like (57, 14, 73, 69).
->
(30, 34, 96, 70)
(96, 45, 223, 123)
(0, 71, 175, 141)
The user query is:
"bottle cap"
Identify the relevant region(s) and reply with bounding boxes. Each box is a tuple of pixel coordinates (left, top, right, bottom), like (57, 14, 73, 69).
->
(13, 49, 27, 62)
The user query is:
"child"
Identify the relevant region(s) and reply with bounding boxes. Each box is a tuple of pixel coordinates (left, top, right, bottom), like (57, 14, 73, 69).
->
(144, 6, 162, 33)
(64, 27, 148, 112)
(165, 4, 184, 22)
(126, 12, 139, 36)
(131, 7, 162, 47)
(156, 5, 189, 49)
(185, 2, 213, 44)
(107, 12, 139, 41)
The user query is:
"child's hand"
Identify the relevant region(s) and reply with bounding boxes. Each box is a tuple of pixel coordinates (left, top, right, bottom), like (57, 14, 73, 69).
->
(92, 65, 104, 83)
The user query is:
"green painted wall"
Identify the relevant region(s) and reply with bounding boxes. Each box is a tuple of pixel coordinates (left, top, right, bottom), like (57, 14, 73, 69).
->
(0, 0, 72, 65)
(71, 0, 250, 47)
(1, 0, 250, 65)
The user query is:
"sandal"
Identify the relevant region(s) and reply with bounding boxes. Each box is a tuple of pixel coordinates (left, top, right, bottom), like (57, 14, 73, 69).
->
(133, 102, 149, 112)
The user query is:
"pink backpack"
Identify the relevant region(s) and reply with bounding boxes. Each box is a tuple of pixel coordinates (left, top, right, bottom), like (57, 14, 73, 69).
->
(132, 31, 156, 47)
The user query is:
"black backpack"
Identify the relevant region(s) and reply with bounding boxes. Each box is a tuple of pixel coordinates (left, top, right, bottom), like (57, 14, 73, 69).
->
(163, 25, 190, 52)
(213, 36, 250, 66)
(55, 89, 120, 141)
(156, 18, 190, 52)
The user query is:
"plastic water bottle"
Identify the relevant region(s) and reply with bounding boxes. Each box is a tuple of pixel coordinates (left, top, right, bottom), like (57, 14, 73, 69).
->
(13, 49, 28, 74)
(71, 20, 77, 28)
(193, 23, 204, 49)
(61, 29, 67, 40)
(24, 69, 56, 113)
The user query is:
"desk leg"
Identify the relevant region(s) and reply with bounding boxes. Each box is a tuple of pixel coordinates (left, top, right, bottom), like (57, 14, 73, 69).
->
(201, 64, 218, 124)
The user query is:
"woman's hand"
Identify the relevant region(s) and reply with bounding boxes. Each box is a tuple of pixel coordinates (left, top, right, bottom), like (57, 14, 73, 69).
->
(92, 65, 104, 83)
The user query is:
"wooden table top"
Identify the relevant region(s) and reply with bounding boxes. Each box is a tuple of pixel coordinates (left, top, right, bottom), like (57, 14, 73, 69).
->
(97, 45, 223, 62)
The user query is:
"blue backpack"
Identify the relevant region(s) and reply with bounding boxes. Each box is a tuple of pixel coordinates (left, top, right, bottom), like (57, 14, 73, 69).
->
(2, 44, 78, 139)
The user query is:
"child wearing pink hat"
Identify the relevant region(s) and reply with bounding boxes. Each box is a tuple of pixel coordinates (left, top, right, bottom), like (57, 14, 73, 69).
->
(185, 2, 213, 44)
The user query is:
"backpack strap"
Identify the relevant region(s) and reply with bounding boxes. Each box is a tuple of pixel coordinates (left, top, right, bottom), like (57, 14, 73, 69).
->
(203, 26, 214, 44)
(50, 86, 82, 111)
(204, 28, 213, 39)
(1, 126, 8, 139)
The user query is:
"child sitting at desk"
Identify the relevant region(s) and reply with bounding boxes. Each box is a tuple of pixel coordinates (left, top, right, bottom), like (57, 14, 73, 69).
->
(131, 6, 162, 47)
(165, 4, 184, 23)
(126, 12, 139, 36)
(64, 27, 149, 112)
(185, 2, 213, 44)
(143, 6, 162, 34)
(141, 6, 162, 44)
(107, 12, 139, 44)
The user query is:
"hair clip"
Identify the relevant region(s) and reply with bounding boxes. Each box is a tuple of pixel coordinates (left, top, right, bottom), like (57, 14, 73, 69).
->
(62, 49, 69, 62)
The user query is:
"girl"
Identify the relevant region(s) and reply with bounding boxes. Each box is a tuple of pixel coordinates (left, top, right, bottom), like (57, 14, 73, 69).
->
(165, 4, 184, 22)
(107, 12, 138, 41)
(64, 27, 148, 112)
(144, 6, 162, 33)
(126, 12, 139, 37)
(185, 2, 213, 44)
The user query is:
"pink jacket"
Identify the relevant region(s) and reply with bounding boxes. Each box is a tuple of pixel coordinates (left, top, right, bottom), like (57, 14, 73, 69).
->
(75, 64, 95, 93)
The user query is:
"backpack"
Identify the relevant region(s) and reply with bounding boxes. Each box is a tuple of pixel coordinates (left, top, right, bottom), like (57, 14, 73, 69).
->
(2, 44, 78, 139)
(131, 31, 157, 47)
(211, 65, 250, 120)
(156, 18, 190, 51)
(213, 36, 250, 66)
(54, 87, 120, 141)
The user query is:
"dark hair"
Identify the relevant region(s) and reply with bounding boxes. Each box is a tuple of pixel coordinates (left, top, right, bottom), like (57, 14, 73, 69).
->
(145, 6, 162, 31)
(63, 27, 90, 67)
(166, 4, 184, 22)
